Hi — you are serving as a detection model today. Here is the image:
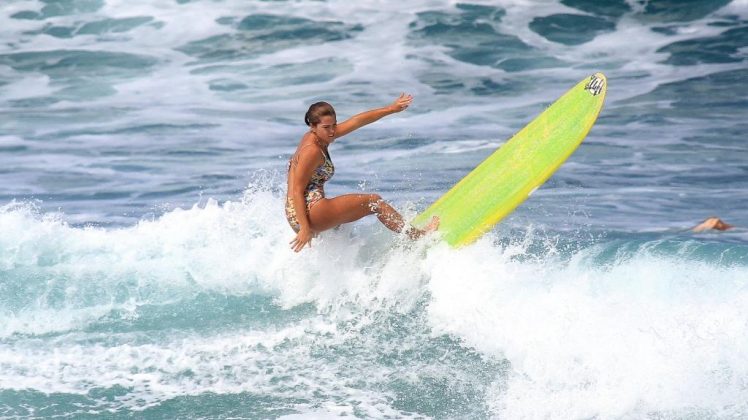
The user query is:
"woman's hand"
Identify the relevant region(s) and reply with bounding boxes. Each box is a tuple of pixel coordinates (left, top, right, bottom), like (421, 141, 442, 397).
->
(335, 94, 414, 138)
(290, 227, 315, 252)
(389, 93, 413, 113)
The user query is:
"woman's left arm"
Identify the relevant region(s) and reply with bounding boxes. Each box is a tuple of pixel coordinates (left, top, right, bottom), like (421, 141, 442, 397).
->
(334, 93, 413, 139)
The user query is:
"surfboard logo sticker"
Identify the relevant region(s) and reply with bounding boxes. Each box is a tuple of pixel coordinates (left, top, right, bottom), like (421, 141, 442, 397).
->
(585, 74, 605, 96)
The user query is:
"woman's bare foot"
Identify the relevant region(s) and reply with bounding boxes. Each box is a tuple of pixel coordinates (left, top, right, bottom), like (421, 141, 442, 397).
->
(406, 216, 440, 240)
(424, 216, 440, 233)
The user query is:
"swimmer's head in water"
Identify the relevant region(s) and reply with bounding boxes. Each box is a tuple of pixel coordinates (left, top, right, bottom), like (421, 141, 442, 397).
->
(693, 217, 733, 232)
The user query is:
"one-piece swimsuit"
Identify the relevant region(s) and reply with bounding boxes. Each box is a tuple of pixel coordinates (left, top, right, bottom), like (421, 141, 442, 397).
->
(285, 145, 334, 232)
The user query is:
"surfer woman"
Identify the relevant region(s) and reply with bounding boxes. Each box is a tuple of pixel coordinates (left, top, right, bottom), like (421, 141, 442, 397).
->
(286, 94, 439, 252)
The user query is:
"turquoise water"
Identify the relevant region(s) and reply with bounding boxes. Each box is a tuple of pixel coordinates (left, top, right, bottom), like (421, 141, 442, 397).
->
(1, 0, 747, 418)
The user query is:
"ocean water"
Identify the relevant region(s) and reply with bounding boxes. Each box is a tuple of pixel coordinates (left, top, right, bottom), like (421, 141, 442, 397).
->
(1, 0, 748, 418)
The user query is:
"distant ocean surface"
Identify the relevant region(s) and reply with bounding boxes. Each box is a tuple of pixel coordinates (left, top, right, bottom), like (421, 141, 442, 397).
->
(1, 0, 747, 418)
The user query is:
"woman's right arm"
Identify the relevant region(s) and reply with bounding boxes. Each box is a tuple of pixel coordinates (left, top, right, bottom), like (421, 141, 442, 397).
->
(289, 146, 322, 252)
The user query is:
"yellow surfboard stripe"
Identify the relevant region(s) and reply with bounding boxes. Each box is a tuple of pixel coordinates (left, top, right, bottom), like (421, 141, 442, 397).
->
(412, 73, 607, 247)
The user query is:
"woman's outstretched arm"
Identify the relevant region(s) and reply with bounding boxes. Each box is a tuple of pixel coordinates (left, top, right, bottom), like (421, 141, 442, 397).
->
(334, 93, 413, 139)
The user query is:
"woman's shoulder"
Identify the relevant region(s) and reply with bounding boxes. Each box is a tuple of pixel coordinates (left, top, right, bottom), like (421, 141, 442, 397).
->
(297, 135, 322, 152)
(299, 131, 319, 145)
(293, 135, 324, 162)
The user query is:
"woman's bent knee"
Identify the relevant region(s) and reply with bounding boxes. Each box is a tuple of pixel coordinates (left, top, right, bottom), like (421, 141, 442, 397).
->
(366, 194, 383, 213)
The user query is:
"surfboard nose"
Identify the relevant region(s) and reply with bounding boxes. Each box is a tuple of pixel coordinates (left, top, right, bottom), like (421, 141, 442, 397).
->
(585, 73, 606, 96)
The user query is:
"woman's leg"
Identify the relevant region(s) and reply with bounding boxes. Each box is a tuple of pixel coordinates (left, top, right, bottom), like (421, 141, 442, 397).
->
(309, 194, 437, 238)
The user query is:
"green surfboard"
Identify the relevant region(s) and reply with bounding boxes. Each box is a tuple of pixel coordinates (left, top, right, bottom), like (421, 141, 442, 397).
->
(412, 73, 607, 247)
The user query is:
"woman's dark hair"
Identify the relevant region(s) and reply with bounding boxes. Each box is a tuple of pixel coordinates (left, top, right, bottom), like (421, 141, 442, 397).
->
(304, 102, 336, 126)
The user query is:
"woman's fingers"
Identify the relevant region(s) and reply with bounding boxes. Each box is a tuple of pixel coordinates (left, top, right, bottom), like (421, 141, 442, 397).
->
(290, 234, 312, 252)
(295, 239, 310, 252)
(393, 93, 413, 111)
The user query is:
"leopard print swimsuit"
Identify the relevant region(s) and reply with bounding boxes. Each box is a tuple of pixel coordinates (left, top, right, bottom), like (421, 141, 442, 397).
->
(285, 145, 334, 232)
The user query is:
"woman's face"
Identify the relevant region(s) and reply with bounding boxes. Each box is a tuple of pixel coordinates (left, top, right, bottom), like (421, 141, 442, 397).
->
(311, 115, 337, 143)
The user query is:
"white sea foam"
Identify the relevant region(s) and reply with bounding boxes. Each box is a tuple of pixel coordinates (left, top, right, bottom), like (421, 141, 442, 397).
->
(2, 185, 748, 417)
(0, 320, 399, 412)
(425, 238, 748, 418)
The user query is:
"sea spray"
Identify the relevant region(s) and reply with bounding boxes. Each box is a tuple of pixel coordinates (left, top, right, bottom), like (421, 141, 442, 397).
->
(3, 188, 746, 418)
